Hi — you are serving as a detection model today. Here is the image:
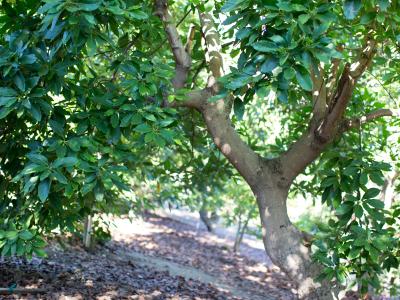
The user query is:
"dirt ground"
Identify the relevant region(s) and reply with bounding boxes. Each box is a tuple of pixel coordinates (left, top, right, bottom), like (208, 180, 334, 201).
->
(0, 213, 297, 300)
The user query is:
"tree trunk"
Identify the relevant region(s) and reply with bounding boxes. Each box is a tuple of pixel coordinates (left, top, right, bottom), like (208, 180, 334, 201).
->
(253, 181, 336, 299)
(233, 209, 253, 253)
(233, 213, 243, 253)
(83, 215, 92, 250)
(200, 99, 337, 299)
(199, 208, 214, 232)
(381, 170, 399, 208)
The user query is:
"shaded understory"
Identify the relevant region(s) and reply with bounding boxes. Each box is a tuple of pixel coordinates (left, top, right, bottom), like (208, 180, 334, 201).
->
(0, 213, 361, 299)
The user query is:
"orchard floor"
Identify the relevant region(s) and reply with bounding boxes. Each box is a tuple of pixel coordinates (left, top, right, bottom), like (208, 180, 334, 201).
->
(0, 213, 297, 300)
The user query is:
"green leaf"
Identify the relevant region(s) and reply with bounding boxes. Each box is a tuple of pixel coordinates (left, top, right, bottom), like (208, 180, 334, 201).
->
(343, 166, 358, 176)
(120, 114, 132, 127)
(134, 123, 152, 134)
(336, 201, 353, 215)
(236, 28, 252, 40)
(5, 231, 18, 240)
(144, 132, 156, 143)
(33, 237, 46, 248)
(106, 5, 124, 15)
(233, 98, 245, 120)
(260, 57, 278, 73)
(20, 163, 48, 175)
(371, 237, 386, 251)
(0, 96, 16, 107)
(14, 73, 26, 91)
(268, 35, 285, 44)
(0, 87, 17, 97)
(343, 0, 362, 20)
(221, 0, 245, 12)
(38, 179, 50, 202)
(153, 135, 166, 147)
(295, 67, 312, 91)
(320, 176, 337, 188)
(336, 270, 347, 285)
(348, 247, 361, 259)
(363, 188, 380, 199)
(27, 153, 48, 165)
(144, 113, 157, 122)
(159, 129, 174, 142)
(70, 2, 100, 11)
(30, 106, 42, 122)
(283, 67, 296, 80)
(26, 76, 40, 89)
(359, 172, 368, 185)
(20, 54, 37, 64)
(19, 230, 34, 241)
(354, 205, 363, 218)
(111, 114, 119, 128)
(364, 205, 385, 221)
(368, 246, 379, 261)
(365, 199, 384, 209)
(52, 157, 78, 168)
(252, 40, 278, 52)
(87, 36, 97, 56)
(33, 248, 47, 257)
(0, 107, 12, 119)
(76, 121, 88, 134)
(378, 0, 390, 11)
(130, 10, 148, 20)
(52, 171, 68, 184)
(369, 171, 385, 186)
(81, 181, 96, 195)
(298, 14, 310, 24)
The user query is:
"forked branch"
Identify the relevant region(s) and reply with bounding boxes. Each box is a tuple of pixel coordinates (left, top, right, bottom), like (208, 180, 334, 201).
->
(280, 36, 377, 182)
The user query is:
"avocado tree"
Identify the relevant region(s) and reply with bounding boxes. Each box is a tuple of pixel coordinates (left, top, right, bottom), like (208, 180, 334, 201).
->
(0, 0, 179, 256)
(1, 0, 400, 299)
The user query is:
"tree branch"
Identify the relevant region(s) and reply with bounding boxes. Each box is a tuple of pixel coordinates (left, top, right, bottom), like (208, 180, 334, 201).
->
(198, 11, 224, 80)
(201, 99, 263, 188)
(185, 25, 196, 55)
(166, 88, 210, 110)
(155, 0, 191, 89)
(311, 65, 327, 120)
(326, 44, 344, 100)
(349, 37, 377, 79)
(279, 37, 378, 182)
(340, 108, 400, 132)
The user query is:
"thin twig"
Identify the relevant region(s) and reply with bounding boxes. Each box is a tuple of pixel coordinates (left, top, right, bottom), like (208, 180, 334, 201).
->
(366, 71, 397, 104)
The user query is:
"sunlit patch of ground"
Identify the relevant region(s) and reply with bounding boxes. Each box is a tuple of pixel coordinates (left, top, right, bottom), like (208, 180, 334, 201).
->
(109, 213, 296, 300)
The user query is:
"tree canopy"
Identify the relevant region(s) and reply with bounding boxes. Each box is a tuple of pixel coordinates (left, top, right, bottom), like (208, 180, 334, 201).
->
(0, 0, 399, 299)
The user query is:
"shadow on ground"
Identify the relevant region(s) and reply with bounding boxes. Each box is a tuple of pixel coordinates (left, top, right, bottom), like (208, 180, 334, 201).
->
(0, 213, 296, 299)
